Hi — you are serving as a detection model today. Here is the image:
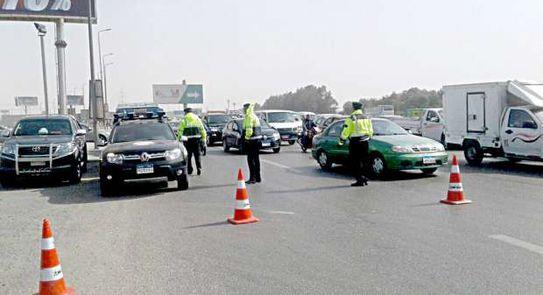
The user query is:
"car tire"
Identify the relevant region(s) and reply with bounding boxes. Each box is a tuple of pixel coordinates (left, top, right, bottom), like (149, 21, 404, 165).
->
(68, 163, 82, 184)
(177, 174, 189, 191)
(0, 176, 15, 188)
(464, 142, 483, 166)
(317, 150, 332, 170)
(273, 147, 281, 153)
(369, 154, 387, 179)
(421, 167, 438, 175)
(223, 140, 230, 153)
(288, 140, 296, 145)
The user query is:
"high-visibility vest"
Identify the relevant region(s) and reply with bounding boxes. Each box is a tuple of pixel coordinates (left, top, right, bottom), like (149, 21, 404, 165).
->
(178, 113, 207, 140)
(341, 109, 373, 140)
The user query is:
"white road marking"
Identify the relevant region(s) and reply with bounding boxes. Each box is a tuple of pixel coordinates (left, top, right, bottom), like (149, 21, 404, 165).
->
(489, 234, 543, 255)
(267, 211, 295, 215)
(81, 177, 99, 182)
(260, 159, 300, 172)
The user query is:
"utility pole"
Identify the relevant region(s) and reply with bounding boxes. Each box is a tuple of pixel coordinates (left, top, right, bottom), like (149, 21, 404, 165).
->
(87, 0, 99, 149)
(34, 23, 49, 116)
(55, 18, 67, 114)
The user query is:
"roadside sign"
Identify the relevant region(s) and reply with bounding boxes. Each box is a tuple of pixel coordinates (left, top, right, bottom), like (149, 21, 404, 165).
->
(67, 95, 84, 106)
(153, 84, 204, 104)
(0, 0, 97, 23)
(14, 96, 38, 106)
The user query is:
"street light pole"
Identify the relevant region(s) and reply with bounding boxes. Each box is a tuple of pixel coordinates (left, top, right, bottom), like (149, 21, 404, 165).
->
(103, 61, 114, 117)
(97, 28, 111, 81)
(87, 0, 99, 149)
(34, 23, 49, 116)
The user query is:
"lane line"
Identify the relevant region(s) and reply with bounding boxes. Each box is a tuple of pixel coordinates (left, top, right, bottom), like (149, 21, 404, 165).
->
(267, 210, 295, 215)
(489, 234, 543, 255)
(260, 159, 300, 172)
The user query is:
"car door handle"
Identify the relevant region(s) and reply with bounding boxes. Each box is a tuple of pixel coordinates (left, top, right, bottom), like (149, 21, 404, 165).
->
(505, 129, 513, 134)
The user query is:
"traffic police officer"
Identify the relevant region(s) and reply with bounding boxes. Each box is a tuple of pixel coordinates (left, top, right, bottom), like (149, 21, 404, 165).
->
(340, 102, 373, 187)
(243, 103, 263, 184)
(177, 108, 207, 175)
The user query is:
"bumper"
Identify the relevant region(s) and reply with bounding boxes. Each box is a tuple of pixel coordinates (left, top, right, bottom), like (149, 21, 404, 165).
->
(0, 153, 77, 178)
(260, 138, 280, 150)
(100, 159, 187, 184)
(385, 152, 448, 170)
(208, 131, 223, 143)
(278, 131, 299, 142)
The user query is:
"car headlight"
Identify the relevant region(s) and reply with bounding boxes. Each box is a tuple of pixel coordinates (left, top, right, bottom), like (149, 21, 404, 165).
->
(435, 144, 445, 152)
(165, 148, 182, 161)
(210, 127, 219, 132)
(273, 132, 280, 140)
(106, 152, 123, 164)
(391, 146, 414, 153)
(55, 142, 76, 156)
(1, 143, 15, 156)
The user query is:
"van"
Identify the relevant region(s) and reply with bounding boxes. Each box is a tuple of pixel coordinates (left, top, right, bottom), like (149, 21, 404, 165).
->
(256, 110, 302, 145)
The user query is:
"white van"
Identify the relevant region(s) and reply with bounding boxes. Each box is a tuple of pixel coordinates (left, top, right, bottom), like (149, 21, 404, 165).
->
(256, 110, 302, 145)
(443, 80, 543, 165)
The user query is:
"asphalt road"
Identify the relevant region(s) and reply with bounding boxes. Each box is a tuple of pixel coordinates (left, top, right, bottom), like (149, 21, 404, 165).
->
(1, 144, 542, 294)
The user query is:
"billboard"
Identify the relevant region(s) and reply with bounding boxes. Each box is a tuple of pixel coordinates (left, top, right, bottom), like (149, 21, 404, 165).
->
(153, 84, 204, 104)
(0, 0, 96, 23)
(15, 96, 38, 106)
(67, 95, 84, 106)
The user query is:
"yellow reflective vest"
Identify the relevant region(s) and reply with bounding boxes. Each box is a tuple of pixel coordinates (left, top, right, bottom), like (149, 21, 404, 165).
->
(243, 104, 262, 140)
(340, 109, 373, 141)
(177, 113, 207, 141)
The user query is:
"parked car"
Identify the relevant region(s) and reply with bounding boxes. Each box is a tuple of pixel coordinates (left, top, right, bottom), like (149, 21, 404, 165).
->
(0, 115, 88, 186)
(222, 118, 281, 153)
(312, 118, 447, 178)
(99, 115, 189, 196)
(79, 123, 110, 146)
(256, 110, 302, 144)
(202, 113, 231, 145)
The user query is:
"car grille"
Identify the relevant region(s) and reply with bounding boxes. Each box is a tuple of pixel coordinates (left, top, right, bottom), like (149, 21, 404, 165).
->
(411, 146, 438, 153)
(122, 152, 166, 161)
(277, 128, 295, 133)
(18, 145, 56, 157)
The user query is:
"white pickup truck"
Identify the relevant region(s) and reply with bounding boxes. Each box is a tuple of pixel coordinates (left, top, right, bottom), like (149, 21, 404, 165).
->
(443, 80, 543, 165)
(379, 108, 445, 144)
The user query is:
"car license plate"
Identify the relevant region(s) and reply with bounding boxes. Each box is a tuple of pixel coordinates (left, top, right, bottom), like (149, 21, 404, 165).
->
(262, 142, 271, 147)
(136, 164, 154, 174)
(30, 161, 46, 167)
(423, 157, 436, 164)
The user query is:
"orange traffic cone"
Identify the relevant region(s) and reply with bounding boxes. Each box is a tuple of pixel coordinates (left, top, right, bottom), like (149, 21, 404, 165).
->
(227, 169, 259, 225)
(440, 155, 471, 205)
(37, 219, 75, 295)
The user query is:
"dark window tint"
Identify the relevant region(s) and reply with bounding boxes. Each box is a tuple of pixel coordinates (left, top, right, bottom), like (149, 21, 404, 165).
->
(326, 122, 344, 137)
(111, 123, 176, 143)
(14, 119, 72, 136)
(426, 111, 439, 122)
(206, 115, 230, 124)
(508, 110, 537, 129)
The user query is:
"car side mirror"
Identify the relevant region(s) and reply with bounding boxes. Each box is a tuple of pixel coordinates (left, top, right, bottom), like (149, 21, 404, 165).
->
(76, 129, 87, 136)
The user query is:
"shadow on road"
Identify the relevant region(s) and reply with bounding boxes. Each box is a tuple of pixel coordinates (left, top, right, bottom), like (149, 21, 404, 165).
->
(291, 164, 439, 182)
(183, 220, 229, 230)
(456, 158, 543, 179)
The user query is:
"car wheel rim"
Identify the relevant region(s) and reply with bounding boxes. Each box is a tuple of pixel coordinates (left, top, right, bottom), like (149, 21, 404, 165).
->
(467, 147, 476, 159)
(318, 152, 327, 166)
(372, 158, 384, 174)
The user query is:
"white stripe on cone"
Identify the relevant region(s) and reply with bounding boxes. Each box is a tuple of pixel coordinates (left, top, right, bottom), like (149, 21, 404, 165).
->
(448, 183, 463, 192)
(40, 265, 63, 282)
(237, 181, 246, 189)
(235, 199, 251, 210)
(451, 165, 460, 174)
(41, 237, 55, 250)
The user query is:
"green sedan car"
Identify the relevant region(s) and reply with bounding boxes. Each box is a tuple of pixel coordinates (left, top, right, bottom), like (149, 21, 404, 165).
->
(311, 118, 448, 178)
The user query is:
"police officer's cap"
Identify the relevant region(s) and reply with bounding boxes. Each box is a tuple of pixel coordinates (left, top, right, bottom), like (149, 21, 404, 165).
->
(352, 101, 363, 110)
(184, 107, 193, 113)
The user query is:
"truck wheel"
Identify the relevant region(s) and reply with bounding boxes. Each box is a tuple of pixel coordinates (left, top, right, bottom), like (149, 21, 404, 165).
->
(177, 174, 189, 191)
(464, 143, 483, 166)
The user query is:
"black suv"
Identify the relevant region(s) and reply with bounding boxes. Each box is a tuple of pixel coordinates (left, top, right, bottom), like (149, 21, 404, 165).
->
(99, 116, 188, 196)
(203, 113, 231, 145)
(0, 115, 88, 186)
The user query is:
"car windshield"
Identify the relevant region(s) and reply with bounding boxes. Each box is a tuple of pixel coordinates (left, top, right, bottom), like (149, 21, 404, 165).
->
(207, 115, 230, 124)
(267, 112, 297, 123)
(372, 120, 408, 136)
(13, 119, 72, 136)
(111, 122, 176, 143)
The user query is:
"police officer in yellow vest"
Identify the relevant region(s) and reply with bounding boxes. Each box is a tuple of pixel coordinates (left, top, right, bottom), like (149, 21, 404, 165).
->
(177, 108, 207, 175)
(340, 102, 373, 187)
(243, 103, 263, 184)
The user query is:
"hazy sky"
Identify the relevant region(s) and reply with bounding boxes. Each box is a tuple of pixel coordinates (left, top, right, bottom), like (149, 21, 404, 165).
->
(1, 0, 543, 113)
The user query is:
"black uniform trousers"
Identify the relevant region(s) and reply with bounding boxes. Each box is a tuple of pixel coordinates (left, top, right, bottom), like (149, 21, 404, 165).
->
(245, 139, 262, 182)
(185, 138, 202, 174)
(348, 137, 369, 183)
